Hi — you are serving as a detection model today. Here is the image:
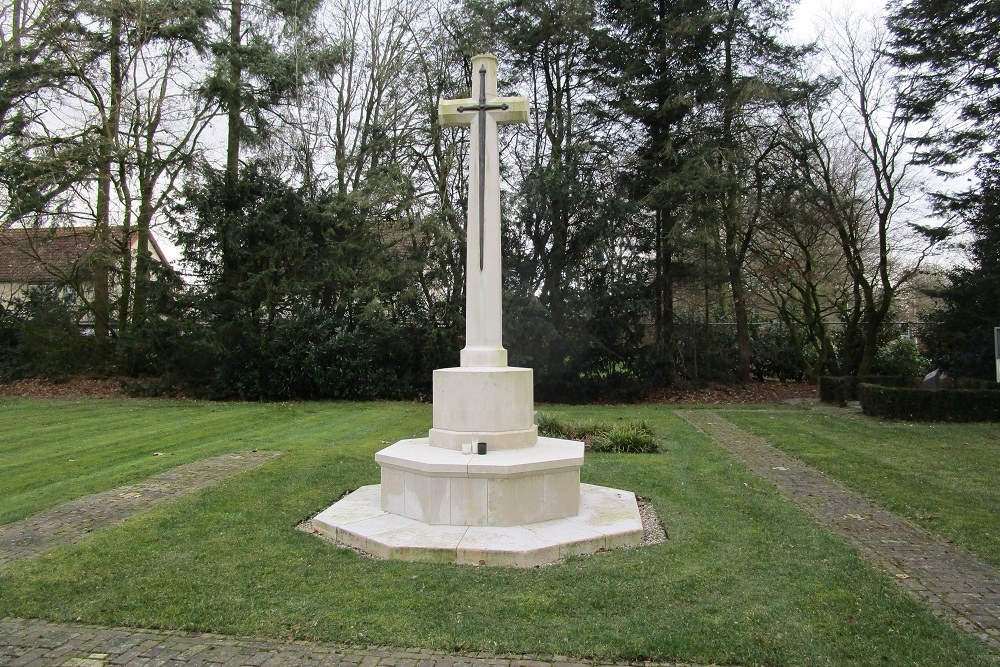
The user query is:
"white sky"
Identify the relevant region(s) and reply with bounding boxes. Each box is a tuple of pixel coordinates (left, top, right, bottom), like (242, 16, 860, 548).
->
(789, 0, 889, 44)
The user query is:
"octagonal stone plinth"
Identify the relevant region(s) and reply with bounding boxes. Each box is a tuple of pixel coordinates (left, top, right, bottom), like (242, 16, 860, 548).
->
(311, 483, 644, 567)
(375, 437, 583, 526)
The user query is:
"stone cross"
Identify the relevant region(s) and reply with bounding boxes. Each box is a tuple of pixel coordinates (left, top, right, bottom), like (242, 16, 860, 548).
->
(439, 54, 528, 368)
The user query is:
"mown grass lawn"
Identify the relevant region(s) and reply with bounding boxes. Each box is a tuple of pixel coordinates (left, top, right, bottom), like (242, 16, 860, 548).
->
(725, 407, 1000, 569)
(0, 398, 995, 667)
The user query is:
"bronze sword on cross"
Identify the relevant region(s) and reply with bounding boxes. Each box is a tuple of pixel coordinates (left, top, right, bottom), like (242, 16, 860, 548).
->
(438, 55, 528, 368)
(458, 65, 510, 271)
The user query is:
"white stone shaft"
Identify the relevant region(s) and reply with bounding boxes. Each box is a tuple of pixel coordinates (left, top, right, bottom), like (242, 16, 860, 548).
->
(438, 54, 528, 368)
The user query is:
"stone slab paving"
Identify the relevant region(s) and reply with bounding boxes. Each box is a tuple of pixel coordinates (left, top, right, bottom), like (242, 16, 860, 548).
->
(0, 618, 719, 667)
(677, 409, 1000, 650)
(0, 451, 283, 570)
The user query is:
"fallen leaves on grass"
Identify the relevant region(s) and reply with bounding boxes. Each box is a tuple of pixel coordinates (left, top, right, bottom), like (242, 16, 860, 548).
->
(0, 377, 127, 399)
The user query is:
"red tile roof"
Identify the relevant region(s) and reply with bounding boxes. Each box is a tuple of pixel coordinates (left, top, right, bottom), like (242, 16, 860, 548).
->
(0, 226, 169, 283)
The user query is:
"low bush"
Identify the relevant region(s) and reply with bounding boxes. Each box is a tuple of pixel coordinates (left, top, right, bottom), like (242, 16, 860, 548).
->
(859, 383, 1000, 421)
(535, 413, 605, 442)
(751, 323, 807, 382)
(872, 338, 931, 377)
(0, 288, 106, 382)
(590, 421, 660, 453)
(536, 413, 660, 453)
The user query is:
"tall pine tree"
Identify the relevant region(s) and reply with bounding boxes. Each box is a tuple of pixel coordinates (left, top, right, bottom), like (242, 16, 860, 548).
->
(890, 0, 1000, 377)
(590, 0, 716, 375)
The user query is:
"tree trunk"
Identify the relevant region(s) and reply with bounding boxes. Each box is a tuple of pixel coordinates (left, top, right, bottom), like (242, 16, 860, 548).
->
(655, 208, 676, 357)
(11, 0, 21, 59)
(132, 189, 153, 323)
(93, 9, 122, 342)
(654, 208, 663, 349)
(221, 0, 243, 307)
(726, 240, 752, 382)
(719, 0, 752, 383)
(858, 323, 879, 376)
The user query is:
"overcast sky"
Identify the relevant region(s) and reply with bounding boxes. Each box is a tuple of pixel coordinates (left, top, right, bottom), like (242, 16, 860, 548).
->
(789, 0, 890, 44)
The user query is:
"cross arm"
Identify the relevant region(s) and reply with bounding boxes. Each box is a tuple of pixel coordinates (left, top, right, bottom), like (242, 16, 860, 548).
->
(492, 97, 530, 125)
(438, 96, 530, 127)
(439, 98, 475, 126)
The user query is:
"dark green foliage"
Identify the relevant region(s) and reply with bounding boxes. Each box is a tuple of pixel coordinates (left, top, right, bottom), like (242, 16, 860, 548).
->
(890, 0, 1000, 380)
(671, 317, 739, 383)
(224, 314, 452, 401)
(121, 302, 454, 401)
(871, 338, 931, 377)
(133, 157, 459, 400)
(860, 383, 1000, 421)
(921, 162, 1000, 379)
(752, 323, 806, 382)
(504, 290, 653, 403)
(819, 376, 850, 406)
(0, 306, 20, 380)
(589, 0, 718, 368)
(0, 288, 104, 382)
(889, 0, 1000, 168)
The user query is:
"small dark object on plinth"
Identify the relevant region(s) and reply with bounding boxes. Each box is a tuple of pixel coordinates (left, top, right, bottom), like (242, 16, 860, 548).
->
(476, 441, 487, 455)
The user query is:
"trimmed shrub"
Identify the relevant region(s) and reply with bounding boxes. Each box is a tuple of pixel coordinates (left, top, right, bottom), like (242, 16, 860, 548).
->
(0, 288, 105, 382)
(820, 375, 919, 404)
(859, 383, 1000, 421)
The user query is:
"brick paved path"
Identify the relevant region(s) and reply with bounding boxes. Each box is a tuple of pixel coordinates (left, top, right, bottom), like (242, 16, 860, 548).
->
(0, 451, 282, 570)
(678, 409, 1000, 650)
(0, 618, 715, 667)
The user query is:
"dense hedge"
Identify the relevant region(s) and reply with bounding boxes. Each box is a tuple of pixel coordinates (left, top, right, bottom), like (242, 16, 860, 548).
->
(859, 383, 1000, 421)
(819, 376, 851, 405)
(819, 375, 919, 405)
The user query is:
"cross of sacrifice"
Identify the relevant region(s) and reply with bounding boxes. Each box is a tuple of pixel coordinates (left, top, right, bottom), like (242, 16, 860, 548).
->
(439, 55, 528, 368)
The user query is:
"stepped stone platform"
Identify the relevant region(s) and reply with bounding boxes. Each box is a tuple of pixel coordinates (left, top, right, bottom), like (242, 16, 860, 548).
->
(312, 483, 643, 567)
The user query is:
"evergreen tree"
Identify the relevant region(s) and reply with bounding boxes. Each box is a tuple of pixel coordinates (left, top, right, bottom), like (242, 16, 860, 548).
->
(593, 0, 804, 382)
(0, 1, 96, 224)
(922, 161, 1000, 378)
(890, 0, 1000, 377)
(200, 0, 325, 314)
(590, 0, 716, 375)
(889, 0, 999, 170)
